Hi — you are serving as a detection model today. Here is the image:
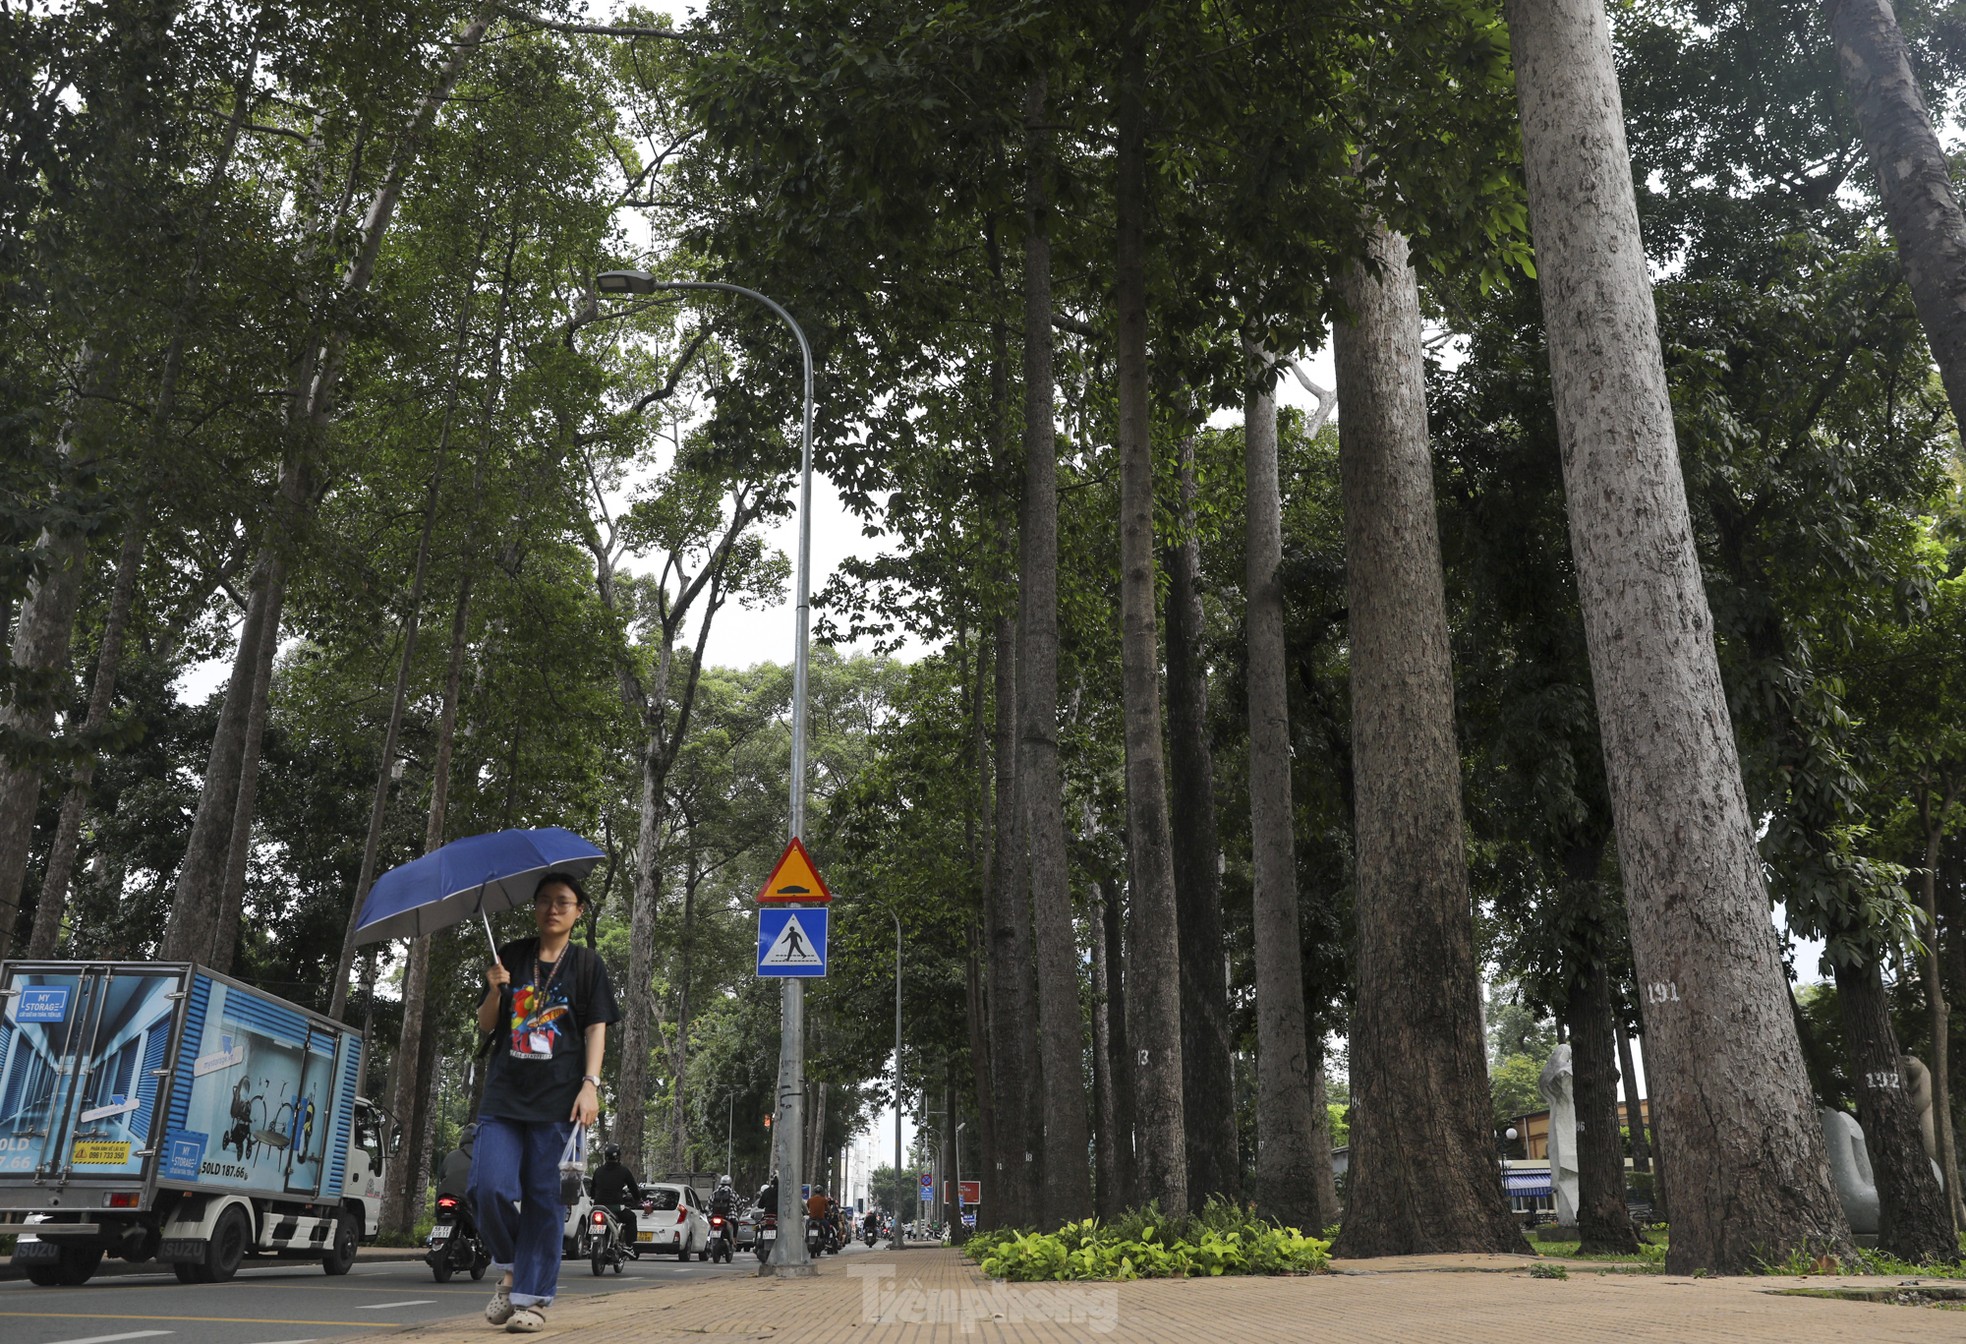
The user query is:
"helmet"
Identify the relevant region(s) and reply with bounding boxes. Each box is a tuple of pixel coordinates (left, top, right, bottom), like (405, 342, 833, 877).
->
(604, 1144, 621, 1162)
(719, 1173, 732, 1187)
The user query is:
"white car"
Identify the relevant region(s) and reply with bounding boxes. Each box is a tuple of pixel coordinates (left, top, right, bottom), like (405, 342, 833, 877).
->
(562, 1185, 596, 1258)
(635, 1183, 710, 1260)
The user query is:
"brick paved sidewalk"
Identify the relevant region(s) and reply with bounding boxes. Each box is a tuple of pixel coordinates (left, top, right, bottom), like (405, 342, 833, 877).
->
(341, 1246, 1965, 1343)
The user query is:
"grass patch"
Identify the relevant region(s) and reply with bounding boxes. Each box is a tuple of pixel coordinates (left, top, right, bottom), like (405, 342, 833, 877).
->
(965, 1199, 1330, 1281)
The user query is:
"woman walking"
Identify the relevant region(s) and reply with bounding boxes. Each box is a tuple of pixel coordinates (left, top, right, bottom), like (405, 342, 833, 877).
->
(474, 872, 618, 1333)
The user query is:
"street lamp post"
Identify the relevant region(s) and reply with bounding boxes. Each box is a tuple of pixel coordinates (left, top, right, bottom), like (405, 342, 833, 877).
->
(891, 910, 903, 1249)
(954, 1120, 966, 1243)
(596, 271, 816, 1278)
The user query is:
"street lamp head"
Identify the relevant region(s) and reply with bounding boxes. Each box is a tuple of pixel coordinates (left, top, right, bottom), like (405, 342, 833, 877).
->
(1504, 1126, 1518, 1142)
(596, 269, 657, 296)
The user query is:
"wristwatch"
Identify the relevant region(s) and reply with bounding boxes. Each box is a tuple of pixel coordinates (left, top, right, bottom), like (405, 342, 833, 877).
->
(582, 1074, 601, 1087)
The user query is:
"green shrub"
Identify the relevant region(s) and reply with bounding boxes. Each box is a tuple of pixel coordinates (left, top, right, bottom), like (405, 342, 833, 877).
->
(965, 1199, 1330, 1282)
(1529, 1261, 1567, 1279)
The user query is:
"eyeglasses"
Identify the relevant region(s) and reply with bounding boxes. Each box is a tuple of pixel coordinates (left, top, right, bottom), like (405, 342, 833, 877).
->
(534, 897, 580, 911)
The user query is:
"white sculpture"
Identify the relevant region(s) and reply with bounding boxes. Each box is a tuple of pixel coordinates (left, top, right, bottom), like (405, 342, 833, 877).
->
(1819, 1108, 1880, 1235)
(1537, 1044, 1580, 1226)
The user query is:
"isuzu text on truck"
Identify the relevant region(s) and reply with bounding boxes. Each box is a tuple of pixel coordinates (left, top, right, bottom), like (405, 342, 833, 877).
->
(0, 960, 398, 1285)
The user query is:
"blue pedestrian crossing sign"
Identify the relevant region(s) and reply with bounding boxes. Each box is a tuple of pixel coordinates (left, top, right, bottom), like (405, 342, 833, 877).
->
(757, 907, 827, 978)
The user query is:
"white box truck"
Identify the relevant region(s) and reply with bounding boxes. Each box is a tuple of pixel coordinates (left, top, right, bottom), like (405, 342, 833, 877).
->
(0, 960, 397, 1286)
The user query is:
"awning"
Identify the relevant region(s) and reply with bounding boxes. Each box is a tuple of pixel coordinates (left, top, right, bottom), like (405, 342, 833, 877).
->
(1504, 1171, 1552, 1196)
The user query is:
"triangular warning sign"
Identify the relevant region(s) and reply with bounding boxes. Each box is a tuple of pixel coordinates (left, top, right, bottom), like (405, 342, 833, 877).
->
(762, 913, 824, 965)
(755, 836, 832, 904)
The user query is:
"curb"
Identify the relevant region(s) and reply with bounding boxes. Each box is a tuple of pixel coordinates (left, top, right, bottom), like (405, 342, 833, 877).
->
(1, 1245, 429, 1283)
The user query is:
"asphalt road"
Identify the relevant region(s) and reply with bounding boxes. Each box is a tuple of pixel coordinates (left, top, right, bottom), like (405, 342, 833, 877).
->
(0, 1246, 758, 1344)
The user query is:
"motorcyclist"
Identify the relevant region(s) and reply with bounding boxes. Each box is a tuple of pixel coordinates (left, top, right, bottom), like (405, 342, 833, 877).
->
(757, 1173, 780, 1223)
(862, 1208, 879, 1243)
(709, 1173, 737, 1254)
(590, 1143, 641, 1256)
(437, 1122, 478, 1203)
(805, 1185, 830, 1250)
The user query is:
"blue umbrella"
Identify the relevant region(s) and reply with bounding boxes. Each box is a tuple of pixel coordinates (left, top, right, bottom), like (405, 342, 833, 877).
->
(352, 827, 606, 954)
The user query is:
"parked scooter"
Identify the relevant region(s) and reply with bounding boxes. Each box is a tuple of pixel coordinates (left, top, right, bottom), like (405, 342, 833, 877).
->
(587, 1205, 628, 1276)
(427, 1194, 490, 1283)
(707, 1211, 735, 1263)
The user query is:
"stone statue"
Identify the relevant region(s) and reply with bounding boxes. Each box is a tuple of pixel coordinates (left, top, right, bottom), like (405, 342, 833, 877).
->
(1537, 1044, 1580, 1225)
(1819, 1107, 1880, 1234)
(1904, 1055, 1939, 1174)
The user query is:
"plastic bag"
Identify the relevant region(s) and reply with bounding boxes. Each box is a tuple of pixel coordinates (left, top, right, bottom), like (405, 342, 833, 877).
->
(559, 1124, 588, 1205)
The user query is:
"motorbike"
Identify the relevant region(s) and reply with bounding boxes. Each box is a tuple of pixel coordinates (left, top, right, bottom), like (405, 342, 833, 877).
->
(755, 1211, 777, 1263)
(862, 1222, 879, 1247)
(805, 1215, 826, 1258)
(587, 1205, 628, 1276)
(707, 1211, 735, 1263)
(426, 1193, 490, 1283)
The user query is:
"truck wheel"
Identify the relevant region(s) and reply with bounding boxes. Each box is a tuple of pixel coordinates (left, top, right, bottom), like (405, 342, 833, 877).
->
(22, 1244, 105, 1286)
(321, 1215, 356, 1276)
(173, 1261, 203, 1284)
(204, 1205, 249, 1283)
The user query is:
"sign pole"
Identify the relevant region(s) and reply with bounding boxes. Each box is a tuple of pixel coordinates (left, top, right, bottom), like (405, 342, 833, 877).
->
(592, 271, 816, 1277)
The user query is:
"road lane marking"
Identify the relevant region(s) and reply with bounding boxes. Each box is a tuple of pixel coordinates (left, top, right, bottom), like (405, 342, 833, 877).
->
(355, 1299, 435, 1309)
(43, 1332, 175, 1344)
(0, 1313, 388, 1326)
(243, 1339, 317, 1343)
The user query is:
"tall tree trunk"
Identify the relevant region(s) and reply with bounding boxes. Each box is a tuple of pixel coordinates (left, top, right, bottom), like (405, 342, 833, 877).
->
(0, 358, 109, 960)
(27, 515, 144, 957)
(670, 865, 699, 1168)
(1826, 0, 1966, 439)
(1015, 72, 1093, 1230)
(208, 561, 283, 974)
(1090, 877, 1124, 1219)
(1114, 0, 1187, 1217)
(1509, 0, 1855, 1272)
(162, 549, 277, 961)
(330, 475, 440, 1019)
(985, 613, 1039, 1229)
(1165, 431, 1238, 1211)
(965, 633, 997, 1200)
(1241, 350, 1325, 1230)
(380, 577, 470, 1236)
(1833, 956, 1956, 1260)
(1614, 1014, 1651, 1175)
(1307, 1064, 1341, 1229)
(1918, 789, 1964, 1228)
(1328, 221, 1518, 1257)
(1569, 958, 1639, 1253)
(1103, 869, 1138, 1209)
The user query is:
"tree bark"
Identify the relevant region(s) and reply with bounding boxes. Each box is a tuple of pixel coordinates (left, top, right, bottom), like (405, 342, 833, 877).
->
(1833, 956, 1957, 1260)
(1090, 876, 1124, 1219)
(1165, 431, 1239, 1211)
(162, 549, 276, 961)
(1328, 222, 1518, 1257)
(964, 634, 997, 1212)
(1918, 789, 1964, 1228)
(1825, 0, 1966, 439)
(1242, 346, 1325, 1231)
(1509, 0, 1855, 1272)
(1114, 0, 1187, 1217)
(1015, 72, 1093, 1229)
(1307, 1064, 1341, 1228)
(380, 576, 471, 1237)
(330, 474, 440, 1019)
(27, 515, 144, 957)
(0, 360, 108, 961)
(985, 613, 1039, 1229)
(208, 559, 283, 974)
(1614, 1014, 1651, 1175)
(1569, 959, 1640, 1253)
(1102, 869, 1138, 1211)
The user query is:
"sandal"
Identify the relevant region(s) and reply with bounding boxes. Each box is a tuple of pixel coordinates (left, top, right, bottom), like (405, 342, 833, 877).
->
(506, 1306, 547, 1333)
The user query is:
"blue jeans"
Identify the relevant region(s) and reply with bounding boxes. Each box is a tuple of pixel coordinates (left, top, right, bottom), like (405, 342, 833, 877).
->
(473, 1116, 573, 1307)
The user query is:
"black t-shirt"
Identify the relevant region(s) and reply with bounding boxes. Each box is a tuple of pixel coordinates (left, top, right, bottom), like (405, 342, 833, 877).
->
(593, 1161, 638, 1208)
(477, 938, 619, 1126)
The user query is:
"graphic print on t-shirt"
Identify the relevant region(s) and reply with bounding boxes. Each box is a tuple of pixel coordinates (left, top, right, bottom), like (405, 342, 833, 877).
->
(509, 973, 572, 1061)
